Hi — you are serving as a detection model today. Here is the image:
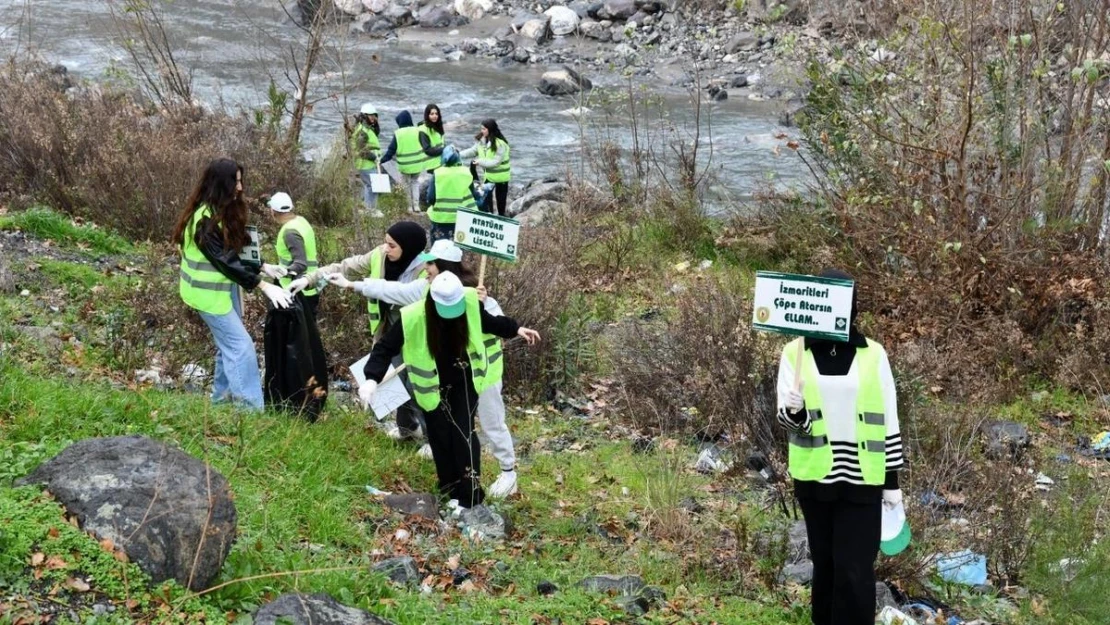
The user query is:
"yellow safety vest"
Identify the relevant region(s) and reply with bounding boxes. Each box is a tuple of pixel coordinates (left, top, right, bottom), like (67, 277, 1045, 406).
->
(179, 204, 236, 315)
(478, 140, 511, 183)
(276, 216, 319, 297)
(400, 289, 494, 411)
(419, 123, 444, 172)
(365, 247, 385, 335)
(785, 337, 888, 485)
(428, 166, 477, 225)
(350, 123, 380, 171)
(394, 127, 426, 175)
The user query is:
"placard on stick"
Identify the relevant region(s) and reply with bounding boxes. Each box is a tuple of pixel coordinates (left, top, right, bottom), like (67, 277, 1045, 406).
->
(454, 208, 520, 262)
(751, 271, 855, 342)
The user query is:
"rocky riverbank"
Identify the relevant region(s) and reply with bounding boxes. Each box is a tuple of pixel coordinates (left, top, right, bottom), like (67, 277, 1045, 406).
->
(312, 0, 839, 107)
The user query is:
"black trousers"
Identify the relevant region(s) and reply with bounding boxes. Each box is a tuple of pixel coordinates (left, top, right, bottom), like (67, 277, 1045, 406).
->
(798, 495, 881, 625)
(491, 182, 509, 216)
(425, 380, 484, 507)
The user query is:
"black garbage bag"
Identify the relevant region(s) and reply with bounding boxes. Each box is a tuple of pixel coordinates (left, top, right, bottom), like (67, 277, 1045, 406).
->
(263, 300, 327, 420)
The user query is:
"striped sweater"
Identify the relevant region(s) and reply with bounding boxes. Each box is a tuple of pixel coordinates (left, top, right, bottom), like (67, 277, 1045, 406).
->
(776, 343, 904, 486)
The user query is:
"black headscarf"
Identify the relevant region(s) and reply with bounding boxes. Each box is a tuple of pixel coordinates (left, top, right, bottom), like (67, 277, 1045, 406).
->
(804, 268, 866, 375)
(383, 221, 426, 281)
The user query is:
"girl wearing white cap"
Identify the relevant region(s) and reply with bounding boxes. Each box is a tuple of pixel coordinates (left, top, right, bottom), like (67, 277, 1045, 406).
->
(329, 239, 521, 498)
(358, 271, 540, 509)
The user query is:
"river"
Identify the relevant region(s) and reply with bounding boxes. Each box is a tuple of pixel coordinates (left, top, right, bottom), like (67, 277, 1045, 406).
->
(0, 0, 808, 203)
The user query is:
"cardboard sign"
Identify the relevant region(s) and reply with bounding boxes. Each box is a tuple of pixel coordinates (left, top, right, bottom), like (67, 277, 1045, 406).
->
(751, 271, 855, 342)
(239, 225, 261, 267)
(349, 355, 411, 421)
(454, 208, 520, 262)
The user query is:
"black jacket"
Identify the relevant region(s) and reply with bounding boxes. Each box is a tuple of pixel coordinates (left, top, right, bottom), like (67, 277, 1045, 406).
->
(195, 216, 261, 290)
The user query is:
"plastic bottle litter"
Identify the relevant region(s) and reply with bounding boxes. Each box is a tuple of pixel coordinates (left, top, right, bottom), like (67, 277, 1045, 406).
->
(936, 550, 988, 586)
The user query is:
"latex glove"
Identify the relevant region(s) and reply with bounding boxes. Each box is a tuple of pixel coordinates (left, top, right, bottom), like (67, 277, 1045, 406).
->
(517, 327, 541, 345)
(358, 380, 378, 409)
(327, 273, 353, 289)
(286, 277, 309, 295)
(882, 489, 903, 508)
(259, 282, 293, 309)
(785, 381, 805, 412)
(261, 263, 288, 280)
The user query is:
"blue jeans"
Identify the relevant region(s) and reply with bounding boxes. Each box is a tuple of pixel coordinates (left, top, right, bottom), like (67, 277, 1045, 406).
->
(358, 170, 378, 210)
(429, 222, 455, 243)
(199, 288, 264, 411)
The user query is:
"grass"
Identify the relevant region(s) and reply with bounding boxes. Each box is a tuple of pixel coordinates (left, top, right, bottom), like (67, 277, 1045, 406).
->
(0, 207, 134, 256)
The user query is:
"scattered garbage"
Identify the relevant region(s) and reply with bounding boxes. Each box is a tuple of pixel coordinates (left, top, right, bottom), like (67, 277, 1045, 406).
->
(902, 597, 965, 625)
(1078, 431, 1110, 460)
(180, 363, 208, 382)
(878, 606, 918, 625)
(364, 484, 392, 496)
(694, 445, 732, 474)
(936, 550, 988, 586)
(1035, 472, 1055, 491)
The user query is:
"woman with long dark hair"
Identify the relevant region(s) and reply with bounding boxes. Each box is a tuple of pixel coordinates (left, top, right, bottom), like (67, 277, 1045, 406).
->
(173, 158, 292, 410)
(461, 118, 511, 216)
(418, 103, 446, 174)
(359, 271, 540, 509)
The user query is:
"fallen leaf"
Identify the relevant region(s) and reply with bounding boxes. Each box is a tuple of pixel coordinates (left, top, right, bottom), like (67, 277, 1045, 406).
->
(30, 553, 44, 567)
(587, 619, 610, 625)
(46, 527, 59, 539)
(99, 538, 115, 552)
(447, 554, 461, 570)
(45, 556, 67, 570)
(64, 577, 90, 592)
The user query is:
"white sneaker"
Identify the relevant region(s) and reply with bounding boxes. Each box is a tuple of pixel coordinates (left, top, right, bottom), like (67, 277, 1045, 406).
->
(444, 498, 463, 519)
(488, 470, 518, 499)
(417, 443, 433, 459)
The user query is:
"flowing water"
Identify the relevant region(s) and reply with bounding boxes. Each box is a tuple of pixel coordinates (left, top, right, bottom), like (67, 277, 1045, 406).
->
(0, 0, 809, 204)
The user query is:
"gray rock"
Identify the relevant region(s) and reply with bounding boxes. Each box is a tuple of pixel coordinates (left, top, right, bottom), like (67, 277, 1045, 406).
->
(508, 179, 570, 216)
(537, 67, 592, 96)
(642, 31, 662, 46)
(730, 74, 749, 88)
(520, 17, 552, 43)
(516, 199, 569, 225)
(985, 420, 1031, 459)
(364, 0, 389, 12)
(369, 19, 394, 36)
(383, 4, 414, 26)
(779, 99, 808, 127)
(513, 47, 531, 63)
(419, 5, 454, 27)
(579, 18, 605, 39)
(876, 582, 898, 611)
(610, 26, 624, 43)
(569, 1, 591, 18)
(383, 492, 439, 520)
(725, 31, 759, 54)
(537, 580, 558, 595)
(459, 504, 510, 540)
(708, 85, 727, 101)
(586, 1, 604, 17)
(372, 556, 421, 585)
(636, 0, 663, 13)
(780, 560, 814, 585)
(17, 436, 236, 591)
(626, 10, 649, 24)
(454, 0, 492, 20)
(254, 593, 395, 625)
(747, 0, 807, 24)
(545, 5, 579, 35)
(616, 595, 650, 616)
(445, 49, 464, 62)
(787, 520, 809, 563)
(580, 574, 645, 595)
(604, 0, 637, 20)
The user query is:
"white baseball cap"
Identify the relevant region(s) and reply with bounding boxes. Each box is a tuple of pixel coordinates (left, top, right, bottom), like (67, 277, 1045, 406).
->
(418, 239, 463, 264)
(429, 271, 466, 319)
(267, 192, 293, 213)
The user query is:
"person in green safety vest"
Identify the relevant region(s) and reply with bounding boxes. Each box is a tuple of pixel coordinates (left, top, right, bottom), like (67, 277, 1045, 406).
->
(327, 239, 521, 498)
(424, 145, 485, 243)
(350, 103, 384, 218)
(171, 158, 293, 411)
(359, 271, 540, 509)
(288, 221, 429, 439)
(460, 118, 512, 216)
(269, 191, 328, 412)
(775, 269, 903, 625)
(417, 103, 446, 173)
(381, 109, 445, 213)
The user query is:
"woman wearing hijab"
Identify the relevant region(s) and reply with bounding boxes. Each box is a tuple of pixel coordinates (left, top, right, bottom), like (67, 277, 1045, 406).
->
(775, 269, 904, 625)
(288, 221, 429, 438)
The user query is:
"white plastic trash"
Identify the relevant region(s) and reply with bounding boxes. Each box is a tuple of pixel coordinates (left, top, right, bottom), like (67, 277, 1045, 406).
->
(878, 606, 919, 625)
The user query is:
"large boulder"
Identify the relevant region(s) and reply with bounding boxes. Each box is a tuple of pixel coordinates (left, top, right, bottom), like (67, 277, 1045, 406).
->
(516, 199, 570, 226)
(254, 593, 395, 625)
(383, 4, 415, 26)
(419, 5, 456, 27)
(603, 0, 638, 20)
(17, 436, 236, 591)
(335, 0, 365, 15)
(520, 17, 552, 43)
(544, 6, 580, 35)
(725, 31, 759, 54)
(537, 67, 592, 96)
(455, 0, 493, 20)
(508, 179, 571, 216)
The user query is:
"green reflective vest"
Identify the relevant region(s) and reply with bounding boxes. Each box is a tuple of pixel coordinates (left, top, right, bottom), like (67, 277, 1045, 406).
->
(394, 127, 426, 175)
(429, 166, 477, 225)
(365, 247, 385, 335)
(276, 216, 319, 297)
(350, 123, 380, 171)
(400, 289, 494, 411)
(419, 123, 444, 172)
(479, 140, 511, 183)
(786, 337, 887, 485)
(179, 204, 236, 315)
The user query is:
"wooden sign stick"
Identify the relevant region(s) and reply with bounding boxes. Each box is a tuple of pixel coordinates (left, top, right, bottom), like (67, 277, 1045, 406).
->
(793, 337, 805, 392)
(380, 363, 407, 385)
(478, 255, 487, 288)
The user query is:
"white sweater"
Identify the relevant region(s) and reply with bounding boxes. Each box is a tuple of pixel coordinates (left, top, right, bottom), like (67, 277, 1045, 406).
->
(775, 344, 904, 485)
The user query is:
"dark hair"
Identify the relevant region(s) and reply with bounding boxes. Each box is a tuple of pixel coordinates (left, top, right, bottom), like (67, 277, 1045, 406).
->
(432, 259, 477, 287)
(423, 103, 445, 137)
(424, 293, 468, 360)
(171, 158, 248, 250)
(481, 119, 508, 151)
(358, 114, 380, 135)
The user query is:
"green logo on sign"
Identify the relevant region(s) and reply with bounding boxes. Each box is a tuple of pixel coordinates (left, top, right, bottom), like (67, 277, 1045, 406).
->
(835, 317, 847, 330)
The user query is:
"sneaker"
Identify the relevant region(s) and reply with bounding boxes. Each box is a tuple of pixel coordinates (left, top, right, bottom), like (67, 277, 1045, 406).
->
(444, 498, 463, 519)
(417, 443, 433, 459)
(488, 470, 518, 499)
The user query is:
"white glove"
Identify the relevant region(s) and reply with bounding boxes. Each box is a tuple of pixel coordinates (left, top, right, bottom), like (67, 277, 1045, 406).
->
(261, 263, 288, 280)
(882, 489, 903, 508)
(287, 277, 310, 295)
(358, 380, 378, 409)
(785, 381, 805, 412)
(259, 281, 293, 309)
(326, 273, 353, 289)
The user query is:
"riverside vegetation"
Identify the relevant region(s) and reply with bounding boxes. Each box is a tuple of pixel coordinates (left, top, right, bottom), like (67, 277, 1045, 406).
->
(3, 0, 1110, 622)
